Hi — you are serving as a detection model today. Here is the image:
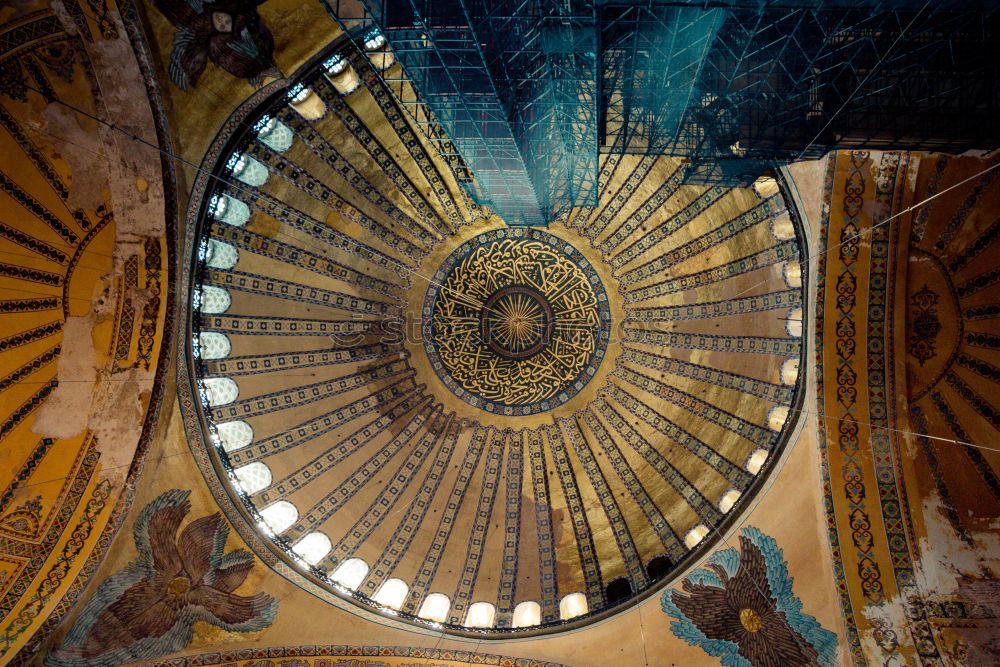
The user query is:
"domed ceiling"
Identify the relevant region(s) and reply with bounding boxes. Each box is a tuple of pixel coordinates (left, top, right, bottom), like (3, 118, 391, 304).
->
(180, 43, 806, 636)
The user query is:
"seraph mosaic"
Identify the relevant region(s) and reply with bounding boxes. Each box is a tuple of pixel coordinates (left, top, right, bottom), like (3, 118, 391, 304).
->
(47, 490, 277, 666)
(154, 0, 278, 89)
(662, 526, 837, 667)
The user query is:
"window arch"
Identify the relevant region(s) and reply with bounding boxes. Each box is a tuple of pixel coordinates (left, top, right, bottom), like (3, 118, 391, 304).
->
(206, 240, 239, 270)
(363, 30, 395, 71)
(202, 377, 238, 406)
(215, 420, 253, 451)
(768, 405, 790, 431)
(322, 54, 360, 95)
(646, 555, 672, 582)
(233, 462, 271, 494)
(719, 489, 742, 514)
(286, 84, 326, 120)
(771, 211, 795, 240)
(292, 531, 332, 565)
(372, 578, 408, 610)
(753, 176, 779, 199)
(228, 153, 268, 187)
(200, 286, 231, 314)
(417, 593, 450, 623)
(258, 500, 297, 534)
(210, 194, 250, 227)
(255, 115, 293, 152)
(559, 592, 588, 620)
(464, 601, 496, 628)
(512, 600, 541, 628)
(330, 558, 369, 589)
(780, 358, 799, 385)
(783, 260, 802, 288)
(746, 448, 769, 474)
(684, 524, 710, 549)
(605, 577, 632, 606)
(786, 307, 803, 337)
(198, 332, 231, 360)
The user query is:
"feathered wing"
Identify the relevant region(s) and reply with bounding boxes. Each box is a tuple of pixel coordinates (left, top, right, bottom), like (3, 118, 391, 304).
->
(208, 16, 275, 82)
(169, 26, 208, 90)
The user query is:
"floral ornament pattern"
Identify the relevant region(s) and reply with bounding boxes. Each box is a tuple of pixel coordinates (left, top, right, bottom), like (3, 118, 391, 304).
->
(908, 284, 942, 366)
(47, 490, 277, 666)
(154, 0, 278, 89)
(662, 526, 837, 667)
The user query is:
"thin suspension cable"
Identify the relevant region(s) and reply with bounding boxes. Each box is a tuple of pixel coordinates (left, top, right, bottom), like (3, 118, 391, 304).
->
(728, 157, 1000, 301)
(20, 88, 496, 312)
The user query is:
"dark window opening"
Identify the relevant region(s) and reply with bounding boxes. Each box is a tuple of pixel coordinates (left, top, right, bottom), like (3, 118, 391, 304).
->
(646, 555, 672, 582)
(605, 577, 632, 606)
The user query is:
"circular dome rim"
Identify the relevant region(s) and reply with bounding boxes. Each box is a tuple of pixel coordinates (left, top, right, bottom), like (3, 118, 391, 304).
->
(174, 44, 812, 640)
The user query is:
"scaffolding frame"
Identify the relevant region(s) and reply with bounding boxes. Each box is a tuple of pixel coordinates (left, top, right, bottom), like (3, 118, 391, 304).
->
(333, 0, 1000, 207)
(600, 1, 1000, 183)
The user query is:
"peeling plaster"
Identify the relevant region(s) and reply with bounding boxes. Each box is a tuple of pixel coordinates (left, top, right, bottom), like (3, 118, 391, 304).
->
(858, 493, 1000, 665)
(39, 104, 108, 212)
(917, 493, 1000, 594)
(32, 315, 97, 439)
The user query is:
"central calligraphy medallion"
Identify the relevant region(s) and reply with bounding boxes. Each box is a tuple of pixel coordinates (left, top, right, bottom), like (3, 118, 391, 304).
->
(423, 228, 610, 415)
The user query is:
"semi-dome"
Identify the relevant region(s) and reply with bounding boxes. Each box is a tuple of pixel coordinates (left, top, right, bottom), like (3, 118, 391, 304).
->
(181, 43, 805, 636)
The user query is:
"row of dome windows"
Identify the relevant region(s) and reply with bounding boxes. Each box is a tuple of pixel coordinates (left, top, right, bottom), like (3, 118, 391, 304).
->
(218, 37, 397, 202)
(199, 403, 780, 628)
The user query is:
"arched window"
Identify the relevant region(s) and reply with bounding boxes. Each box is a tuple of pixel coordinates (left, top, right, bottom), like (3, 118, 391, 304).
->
(768, 405, 790, 431)
(783, 261, 802, 288)
(200, 286, 231, 314)
(771, 211, 795, 240)
(646, 555, 672, 582)
(322, 54, 360, 95)
(228, 153, 268, 187)
(330, 558, 369, 589)
(363, 30, 395, 71)
(786, 307, 803, 337)
(287, 84, 326, 120)
(292, 532, 332, 565)
(780, 358, 799, 385)
(746, 448, 769, 475)
(233, 462, 271, 494)
(258, 500, 297, 534)
(372, 578, 408, 610)
(753, 176, 779, 199)
(605, 577, 632, 606)
(254, 115, 293, 153)
(684, 524, 710, 549)
(417, 593, 450, 623)
(198, 332, 231, 360)
(210, 194, 250, 227)
(464, 601, 496, 628)
(719, 489, 742, 514)
(215, 420, 253, 451)
(206, 240, 239, 270)
(559, 592, 587, 620)
(202, 377, 238, 406)
(512, 600, 541, 628)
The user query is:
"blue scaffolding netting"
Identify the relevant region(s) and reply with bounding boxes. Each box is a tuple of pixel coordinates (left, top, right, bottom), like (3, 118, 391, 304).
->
(328, 0, 1000, 222)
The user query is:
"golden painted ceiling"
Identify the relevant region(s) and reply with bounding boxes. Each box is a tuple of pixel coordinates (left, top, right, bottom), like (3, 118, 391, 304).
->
(178, 45, 805, 633)
(0, 0, 996, 665)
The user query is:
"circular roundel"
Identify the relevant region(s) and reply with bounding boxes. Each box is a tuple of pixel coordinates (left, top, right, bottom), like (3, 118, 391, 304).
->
(423, 228, 610, 415)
